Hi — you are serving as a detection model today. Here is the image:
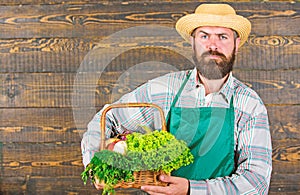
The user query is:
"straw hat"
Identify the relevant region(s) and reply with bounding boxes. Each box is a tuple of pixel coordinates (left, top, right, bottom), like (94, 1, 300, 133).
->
(175, 4, 251, 48)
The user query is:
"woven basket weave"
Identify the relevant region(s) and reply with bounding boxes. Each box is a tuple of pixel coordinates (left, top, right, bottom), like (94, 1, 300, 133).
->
(99, 103, 169, 189)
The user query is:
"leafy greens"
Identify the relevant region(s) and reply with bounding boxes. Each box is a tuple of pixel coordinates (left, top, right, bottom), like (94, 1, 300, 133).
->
(81, 130, 194, 194)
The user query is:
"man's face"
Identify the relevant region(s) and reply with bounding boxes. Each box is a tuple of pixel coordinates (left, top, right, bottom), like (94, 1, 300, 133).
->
(191, 26, 240, 80)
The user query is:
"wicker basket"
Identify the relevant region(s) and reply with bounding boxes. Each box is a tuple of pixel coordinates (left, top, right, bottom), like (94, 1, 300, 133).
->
(99, 103, 169, 189)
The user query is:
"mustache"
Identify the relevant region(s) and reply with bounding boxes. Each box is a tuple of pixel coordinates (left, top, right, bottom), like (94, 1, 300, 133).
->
(201, 50, 226, 58)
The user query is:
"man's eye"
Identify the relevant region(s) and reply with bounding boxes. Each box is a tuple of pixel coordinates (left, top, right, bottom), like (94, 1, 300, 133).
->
(200, 35, 208, 39)
(220, 35, 228, 40)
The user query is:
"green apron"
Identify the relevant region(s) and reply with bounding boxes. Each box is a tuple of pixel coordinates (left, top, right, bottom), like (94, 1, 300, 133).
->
(166, 71, 235, 180)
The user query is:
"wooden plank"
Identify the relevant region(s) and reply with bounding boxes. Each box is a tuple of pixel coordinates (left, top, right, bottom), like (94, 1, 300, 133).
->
(267, 106, 300, 140)
(0, 39, 192, 73)
(0, 2, 298, 39)
(0, 176, 101, 195)
(1, 140, 298, 173)
(269, 173, 300, 195)
(0, 126, 83, 143)
(1, 142, 83, 177)
(272, 139, 300, 170)
(271, 136, 300, 194)
(0, 0, 296, 6)
(0, 35, 299, 72)
(270, 139, 300, 194)
(1, 142, 81, 164)
(238, 35, 300, 71)
(1, 175, 298, 195)
(0, 38, 90, 73)
(1, 176, 147, 195)
(0, 139, 299, 194)
(0, 107, 92, 143)
(0, 70, 299, 108)
(0, 106, 299, 143)
(235, 70, 300, 106)
(0, 109, 87, 143)
(0, 0, 98, 6)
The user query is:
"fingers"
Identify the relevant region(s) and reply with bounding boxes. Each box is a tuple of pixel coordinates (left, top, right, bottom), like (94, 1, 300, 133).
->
(159, 174, 180, 184)
(141, 175, 172, 195)
(141, 185, 170, 195)
(141, 175, 189, 195)
(143, 191, 166, 195)
(158, 174, 169, 183)
(93, 182, 105, 190)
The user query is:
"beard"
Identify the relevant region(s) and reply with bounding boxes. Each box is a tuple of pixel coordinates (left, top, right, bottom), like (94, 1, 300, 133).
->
(193, 47, 236, 80)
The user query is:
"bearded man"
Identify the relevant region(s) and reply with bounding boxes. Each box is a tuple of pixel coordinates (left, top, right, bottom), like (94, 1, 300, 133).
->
(82, 3, 272, 195)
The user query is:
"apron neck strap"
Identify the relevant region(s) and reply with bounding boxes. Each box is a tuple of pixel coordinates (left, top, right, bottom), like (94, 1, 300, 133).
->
(171, 71, 192, 108)
(166, 71, 192, 123)
(229, 93, 234, 109)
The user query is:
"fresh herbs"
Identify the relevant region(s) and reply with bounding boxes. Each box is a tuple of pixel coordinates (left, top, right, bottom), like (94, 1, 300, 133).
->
(81, 130, 194, 194)
(81, 150, 134, 194)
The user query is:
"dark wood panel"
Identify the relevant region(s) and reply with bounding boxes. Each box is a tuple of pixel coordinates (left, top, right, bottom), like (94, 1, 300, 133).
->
(1, 141, 298, 173)
(0, 0, 296, 6)
(267, 106, 300, 140)
(0, 176, 101, 195)
(2, 164, 83, 178)
(0, 108, 76, 127)
(0, 35, 299, 73)
(0, 1, 299, 195)
(0, 70, 298, 108)
(1, 175, 298, 195)
(0, 108, 88, 143)
(238, 35, 300, 71)
(1, 142, 83, 177)
(0, 140, 299, 194)
(0, 2, 299, 39)
(0, 106, 299, 143)
(1, 142, 81, 162)
(1, 176, 147, 195)
(0, 127, 82, 143)
(235, 70, 300, 105)
(0, 0, 101, 6)
(270, 173, 300, 195)
(0, 73, 76, 108)
(272, 139, 300, 170)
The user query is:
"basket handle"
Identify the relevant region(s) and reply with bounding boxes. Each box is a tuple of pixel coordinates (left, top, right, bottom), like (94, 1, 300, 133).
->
(100, 103, 167, 150)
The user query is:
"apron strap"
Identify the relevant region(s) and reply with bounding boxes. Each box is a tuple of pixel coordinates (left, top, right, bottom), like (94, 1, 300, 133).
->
(166, 71, 192, 123)
(229, 95, 234, 108)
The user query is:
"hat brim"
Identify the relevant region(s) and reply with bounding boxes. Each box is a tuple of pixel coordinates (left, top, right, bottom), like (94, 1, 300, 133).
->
(176, 14, 251, 47)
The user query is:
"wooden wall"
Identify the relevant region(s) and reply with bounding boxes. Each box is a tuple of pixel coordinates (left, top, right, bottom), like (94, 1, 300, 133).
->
(0, 1, 299, 194)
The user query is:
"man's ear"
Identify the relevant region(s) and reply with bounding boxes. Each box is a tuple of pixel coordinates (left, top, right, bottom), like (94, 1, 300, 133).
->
(235, 37, 241, 53)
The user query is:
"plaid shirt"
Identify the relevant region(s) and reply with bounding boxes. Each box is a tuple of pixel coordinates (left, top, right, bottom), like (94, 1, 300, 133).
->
(81, 68, 272, 194)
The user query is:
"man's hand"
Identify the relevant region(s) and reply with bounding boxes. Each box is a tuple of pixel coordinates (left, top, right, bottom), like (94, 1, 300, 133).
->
(141, 174, 189, 195)
(93, 180, 105, 190)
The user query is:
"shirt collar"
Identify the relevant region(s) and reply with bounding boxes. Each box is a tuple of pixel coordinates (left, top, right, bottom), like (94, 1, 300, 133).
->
(183, 68, 200, 91)
(219, 72, 235, 103)
(190, 67, 200, 87)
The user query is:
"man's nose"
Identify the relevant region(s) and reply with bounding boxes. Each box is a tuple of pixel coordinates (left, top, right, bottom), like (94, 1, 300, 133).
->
(208, 37, 218, 51)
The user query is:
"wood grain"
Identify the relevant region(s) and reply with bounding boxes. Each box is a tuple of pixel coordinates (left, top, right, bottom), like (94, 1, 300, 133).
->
(1, 140, 299, 171)
(0, 1, 299, 194)
(0, 105, 299, 143)
(0, 35, 299, 72)
(0, 2, 299, 39)
(0, 70, 299, 108)
(0, 139, 299, 194)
